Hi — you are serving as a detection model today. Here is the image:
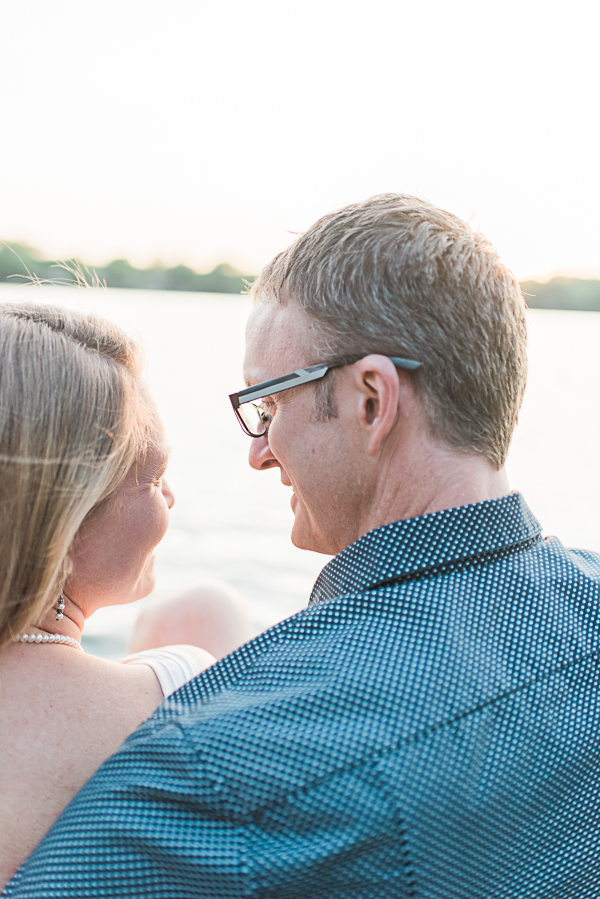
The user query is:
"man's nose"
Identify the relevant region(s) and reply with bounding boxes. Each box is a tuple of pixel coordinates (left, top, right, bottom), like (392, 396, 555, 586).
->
(248, 434, 279, 471)
(162, 478, 175, 509)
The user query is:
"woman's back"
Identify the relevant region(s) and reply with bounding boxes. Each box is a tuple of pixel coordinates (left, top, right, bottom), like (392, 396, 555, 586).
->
(0, 638, 215, 887)
(0, 643, 163, 885)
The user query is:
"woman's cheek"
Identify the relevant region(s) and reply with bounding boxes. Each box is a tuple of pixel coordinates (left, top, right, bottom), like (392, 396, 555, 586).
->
(151, 495, 171, 548)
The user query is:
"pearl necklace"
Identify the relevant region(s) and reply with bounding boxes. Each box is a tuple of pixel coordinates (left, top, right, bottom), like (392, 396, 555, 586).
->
(13, 633, 82, 651)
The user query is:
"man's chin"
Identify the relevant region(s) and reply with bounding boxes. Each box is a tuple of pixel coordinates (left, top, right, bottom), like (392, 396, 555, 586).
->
(290, 516, 331, 555)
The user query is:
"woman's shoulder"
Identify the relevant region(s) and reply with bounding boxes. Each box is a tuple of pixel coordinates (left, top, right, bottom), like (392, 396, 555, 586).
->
(120, 644, 216, 697)
(69, 648, 166, 717)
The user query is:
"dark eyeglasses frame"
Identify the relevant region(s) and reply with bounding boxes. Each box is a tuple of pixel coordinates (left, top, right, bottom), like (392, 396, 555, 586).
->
(229, 354, 423, 438)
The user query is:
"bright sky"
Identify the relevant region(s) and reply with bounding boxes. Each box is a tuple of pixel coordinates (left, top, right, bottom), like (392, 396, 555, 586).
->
(1, 0, 598, 280)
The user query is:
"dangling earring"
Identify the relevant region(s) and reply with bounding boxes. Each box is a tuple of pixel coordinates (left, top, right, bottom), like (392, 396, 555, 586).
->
(56, 592, 66, 622)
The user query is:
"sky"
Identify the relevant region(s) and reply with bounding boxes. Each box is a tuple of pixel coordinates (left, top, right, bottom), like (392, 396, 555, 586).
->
(1, 0, 598, 280)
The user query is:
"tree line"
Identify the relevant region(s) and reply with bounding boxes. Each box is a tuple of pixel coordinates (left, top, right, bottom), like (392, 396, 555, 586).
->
(0, 242, 254, 294)
(520, 278, 600, 312)
(1, 242, 600, 310)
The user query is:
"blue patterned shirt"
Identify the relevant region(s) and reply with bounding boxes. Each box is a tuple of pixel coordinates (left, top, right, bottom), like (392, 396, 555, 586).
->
(4, 493, 600, 897)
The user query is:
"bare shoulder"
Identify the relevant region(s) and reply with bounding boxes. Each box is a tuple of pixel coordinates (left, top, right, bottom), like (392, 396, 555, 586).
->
(0, 645, 164, 733)
(71, 649, 165, 723)
(21, 653, 164, 798)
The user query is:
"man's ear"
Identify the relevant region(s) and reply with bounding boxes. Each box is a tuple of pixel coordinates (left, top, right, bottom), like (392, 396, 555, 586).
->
(352, 355, 403, 455)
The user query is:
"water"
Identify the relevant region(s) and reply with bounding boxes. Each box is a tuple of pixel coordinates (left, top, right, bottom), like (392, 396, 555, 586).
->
(2, 284, 600, 658)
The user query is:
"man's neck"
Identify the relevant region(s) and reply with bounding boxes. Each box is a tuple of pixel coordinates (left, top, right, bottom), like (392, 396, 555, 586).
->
(358, 442, 511, 542)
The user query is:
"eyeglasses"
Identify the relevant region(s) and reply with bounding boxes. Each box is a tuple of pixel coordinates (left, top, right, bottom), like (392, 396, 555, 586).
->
(229, 354, 423, 438)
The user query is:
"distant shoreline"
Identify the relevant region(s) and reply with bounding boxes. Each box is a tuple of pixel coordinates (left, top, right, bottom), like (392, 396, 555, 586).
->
(2, 242, 599, 311)
(0, 242, 255, 295)
(520, 278, 600, 312)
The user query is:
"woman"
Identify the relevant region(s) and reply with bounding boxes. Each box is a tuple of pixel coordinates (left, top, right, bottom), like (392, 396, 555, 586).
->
(0, 301, 215, 887)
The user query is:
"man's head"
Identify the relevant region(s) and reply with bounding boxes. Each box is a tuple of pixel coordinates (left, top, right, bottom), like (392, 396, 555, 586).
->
(243, 194, 527, 554)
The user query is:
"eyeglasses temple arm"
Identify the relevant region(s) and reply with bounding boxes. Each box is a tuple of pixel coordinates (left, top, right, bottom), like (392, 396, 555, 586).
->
(229, 364, 329, 407)
(389, 357, 422, 371)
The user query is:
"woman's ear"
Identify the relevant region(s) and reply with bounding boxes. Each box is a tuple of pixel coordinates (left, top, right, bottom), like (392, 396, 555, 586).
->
(353, 355, 403, 455)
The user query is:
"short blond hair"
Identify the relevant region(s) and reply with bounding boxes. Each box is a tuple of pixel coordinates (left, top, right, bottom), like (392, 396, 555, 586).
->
(252, 194, 527, 469)
(0, 301, 155, 648)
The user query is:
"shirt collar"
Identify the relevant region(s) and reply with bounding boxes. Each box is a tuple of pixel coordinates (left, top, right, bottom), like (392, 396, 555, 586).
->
(309, 492, 542, 604)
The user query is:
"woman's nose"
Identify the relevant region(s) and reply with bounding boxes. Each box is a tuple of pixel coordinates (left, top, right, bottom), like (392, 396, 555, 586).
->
(162, 478, 175, 509)
(248, 433, 279, 471)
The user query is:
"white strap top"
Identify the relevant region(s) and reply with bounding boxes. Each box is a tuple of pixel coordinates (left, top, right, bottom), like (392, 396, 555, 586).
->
(120, 645, 206, 697)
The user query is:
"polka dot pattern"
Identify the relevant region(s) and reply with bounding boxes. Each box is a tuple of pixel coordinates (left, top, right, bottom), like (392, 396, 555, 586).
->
(4, 493, 600, 897)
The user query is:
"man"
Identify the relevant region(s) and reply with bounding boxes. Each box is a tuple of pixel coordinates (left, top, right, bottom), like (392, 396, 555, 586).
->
(4, 195, 600, 897)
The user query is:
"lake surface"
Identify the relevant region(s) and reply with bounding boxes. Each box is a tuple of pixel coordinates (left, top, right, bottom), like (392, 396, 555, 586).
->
(2, 284, 600, 658)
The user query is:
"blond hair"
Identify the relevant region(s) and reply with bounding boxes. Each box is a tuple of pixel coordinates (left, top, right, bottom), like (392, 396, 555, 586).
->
(252, 194, 527, 469)
(0, 301, 155, 648)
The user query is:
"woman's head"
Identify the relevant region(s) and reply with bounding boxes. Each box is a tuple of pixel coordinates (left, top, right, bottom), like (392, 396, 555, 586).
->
(0, 301, 164, 648)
